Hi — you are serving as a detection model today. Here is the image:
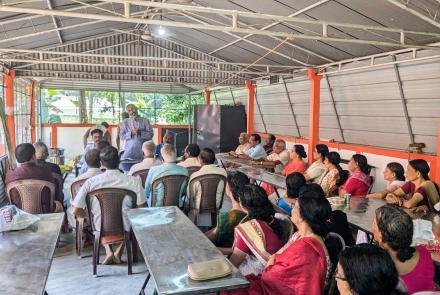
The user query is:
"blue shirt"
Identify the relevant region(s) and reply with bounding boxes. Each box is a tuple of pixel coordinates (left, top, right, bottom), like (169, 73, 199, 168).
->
(277, 198, 293, 215)
(244, 144, 267, 159)
(144, 162, 188, 207)
(120, 117, 154, 160)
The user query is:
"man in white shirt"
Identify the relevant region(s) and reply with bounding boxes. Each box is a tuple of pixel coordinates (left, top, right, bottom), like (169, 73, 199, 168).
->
(178, 144, 201, 168)
(252, 139, 290, 173)
(230, 134, 267, 160)
(72, 146, 145, 265)
(128, 140, 161, 175)
(67, 149, 103, 228)
(73, 149, 103, 182)
(187, 148, 227, 226)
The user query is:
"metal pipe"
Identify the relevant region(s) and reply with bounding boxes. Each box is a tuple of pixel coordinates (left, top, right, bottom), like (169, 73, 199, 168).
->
(391, 55, 415, 144)
(0, 5, 438, 49)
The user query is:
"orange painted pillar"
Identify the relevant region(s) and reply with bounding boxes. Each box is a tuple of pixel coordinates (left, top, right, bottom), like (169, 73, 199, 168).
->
(434, 120, 440, 185)
(307, 68, 322, 165)
(51, 126, 57, 148)
(29, 81, 37, 143)
(157, 126, 163, 144)
(204, 87, 211, 105)
(246, 80, 256, 134)
(4, 70, 16, 148)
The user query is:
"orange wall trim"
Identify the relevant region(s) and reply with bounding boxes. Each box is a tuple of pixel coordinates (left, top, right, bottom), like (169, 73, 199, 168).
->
(307, 68, 322, 165)
(246, 80, 256, 134)
(42, 123, 189, 129)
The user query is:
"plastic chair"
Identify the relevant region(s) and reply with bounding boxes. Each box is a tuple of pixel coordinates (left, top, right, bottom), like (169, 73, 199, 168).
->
(186, 166, 201, 178)
(188, 174, 227, 226)
(71, 178, 89, 258)
(52, 172, 65, 204)
(132, 169, 150, 189)
(6, 179, 55, 214)
(275, 213, 294, 244)
(85, 188, 137, 276)
(151, 174, 189, 207)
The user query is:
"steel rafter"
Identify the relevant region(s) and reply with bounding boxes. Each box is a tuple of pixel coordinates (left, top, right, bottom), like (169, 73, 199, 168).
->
(207, 0, 334, 63)
(1, 3, 440, 49)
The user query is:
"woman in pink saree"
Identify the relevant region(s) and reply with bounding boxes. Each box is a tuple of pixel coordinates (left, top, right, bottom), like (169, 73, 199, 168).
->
(223, 191, 331, 295)
(339, 154, 372, 197)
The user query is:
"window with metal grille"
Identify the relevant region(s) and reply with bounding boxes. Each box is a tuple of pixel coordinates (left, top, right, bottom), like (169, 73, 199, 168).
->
(14, 79, 31, 145)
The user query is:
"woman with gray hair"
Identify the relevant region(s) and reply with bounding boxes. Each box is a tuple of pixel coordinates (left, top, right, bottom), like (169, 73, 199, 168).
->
(34, 142, 62, 175)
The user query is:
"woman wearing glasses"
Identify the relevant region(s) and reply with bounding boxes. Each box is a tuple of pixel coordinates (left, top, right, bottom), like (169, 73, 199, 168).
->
(336, 244, 405, 295)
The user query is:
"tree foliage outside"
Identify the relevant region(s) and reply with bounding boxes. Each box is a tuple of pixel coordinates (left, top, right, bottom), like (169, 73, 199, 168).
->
(41, 89, 204, 125)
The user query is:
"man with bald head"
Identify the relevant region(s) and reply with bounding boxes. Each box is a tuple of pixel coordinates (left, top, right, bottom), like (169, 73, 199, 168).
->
(128, 140, 161, 175)
(119, 104, 154, 171)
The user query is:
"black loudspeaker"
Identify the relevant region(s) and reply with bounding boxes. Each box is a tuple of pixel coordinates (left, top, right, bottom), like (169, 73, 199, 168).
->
(193, 105, 247, 153)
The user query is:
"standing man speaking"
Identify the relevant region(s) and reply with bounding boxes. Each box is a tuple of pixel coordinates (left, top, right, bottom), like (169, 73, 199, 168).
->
(119, 104, 154, 171)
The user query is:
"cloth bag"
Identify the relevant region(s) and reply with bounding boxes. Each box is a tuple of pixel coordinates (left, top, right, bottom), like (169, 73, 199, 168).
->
(187, 258, 232, 281)
(0, 205, 40, 232)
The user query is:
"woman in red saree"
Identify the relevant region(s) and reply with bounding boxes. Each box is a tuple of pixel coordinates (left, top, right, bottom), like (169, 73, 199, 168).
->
(229, 184, 285, 276)
(223, 191, 331, 295)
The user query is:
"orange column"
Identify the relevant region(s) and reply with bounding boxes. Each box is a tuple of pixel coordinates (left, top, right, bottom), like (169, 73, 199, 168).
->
(204, 87, 211, 105)
(434, 120, 440, 185)
(157, 126, 163, 144)
(4, 70, 16, 148)
(51, 126, 57, 148)
(307, 68, 322, 165)
(29, 81, 37, 143)
(246, 80, 256, 134)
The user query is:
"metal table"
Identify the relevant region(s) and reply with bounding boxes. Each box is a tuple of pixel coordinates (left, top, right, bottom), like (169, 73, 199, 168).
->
(127, 207, 249, 295)
(216, 153, 274, 170)
(0, 213, 64, 295)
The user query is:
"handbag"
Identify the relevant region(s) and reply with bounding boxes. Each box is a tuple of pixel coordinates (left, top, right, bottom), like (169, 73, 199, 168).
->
(187, 258, 232, 281)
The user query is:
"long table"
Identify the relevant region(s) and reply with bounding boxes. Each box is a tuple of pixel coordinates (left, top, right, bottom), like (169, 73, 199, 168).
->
(216, 153, 274, 170)
(237, 166, 286, 190)
(127, 207, 249, 295)
(0, 213, 64, 295)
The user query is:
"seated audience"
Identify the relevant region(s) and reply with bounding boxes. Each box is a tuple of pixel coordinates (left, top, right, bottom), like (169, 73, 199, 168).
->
(144, 144, 188, 207)
(275, 173, 306, 215)
(187, 148, 227, 225)
(178, 144, 201, 168)
(128, 141, 161, 175)
(5, 143, 62, 213)
(34, 142, 62, 175)
(281, 144, 307, 176)
(73, 149, 103, 182)
(155, 131, 173, 161)
(224, 192, 331, 295)
(229, 132, 250, 156)
(336, 244, 404, 295)
(79, 128, 104, 174)
(373, 205, 435, 294)
(339, 154, 371, 197)
(367, 162, 405, 199)
(386, 159, 439, 212)
(230, 134, 267, 160)
(205, 171, 249, 249)
(252, 139, 290, 173)
(72, 146, 145, 265)
(321, 151, 343, 197)
(229, 184, 284, 276)
(263, 134, 276, 154)
(303, 144, 329, 184)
